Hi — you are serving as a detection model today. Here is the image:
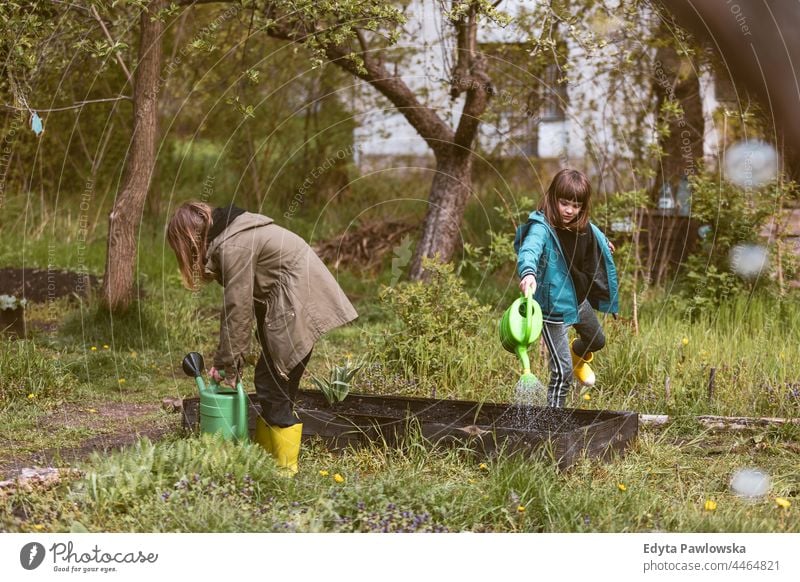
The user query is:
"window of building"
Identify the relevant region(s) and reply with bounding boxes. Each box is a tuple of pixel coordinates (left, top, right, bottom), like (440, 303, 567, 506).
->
(478, 39, 569, 156)
(540, 62, 568, 122)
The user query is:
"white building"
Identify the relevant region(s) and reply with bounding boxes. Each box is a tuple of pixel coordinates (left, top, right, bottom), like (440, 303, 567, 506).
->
(351, 0, 726, 185)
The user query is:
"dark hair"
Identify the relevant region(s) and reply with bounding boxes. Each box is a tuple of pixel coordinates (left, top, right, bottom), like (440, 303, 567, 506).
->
(538, 168, 592, 230)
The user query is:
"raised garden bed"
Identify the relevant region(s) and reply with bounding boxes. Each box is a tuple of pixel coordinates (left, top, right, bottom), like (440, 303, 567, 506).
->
(182, 390, 638, 470)
(0, 305, 25, 337)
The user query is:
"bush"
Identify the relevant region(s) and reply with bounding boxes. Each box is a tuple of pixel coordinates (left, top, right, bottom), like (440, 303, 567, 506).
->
(380, 257, 490, 342)
(677, 172, 787, 316)
(376, 257, 510, 397)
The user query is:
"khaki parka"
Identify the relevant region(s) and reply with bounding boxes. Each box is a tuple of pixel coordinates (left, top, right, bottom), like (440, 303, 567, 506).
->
(204, 212, 358, 379)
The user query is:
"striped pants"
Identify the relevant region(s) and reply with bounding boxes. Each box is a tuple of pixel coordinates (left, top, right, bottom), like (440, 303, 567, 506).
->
(541, 300, 606, 408)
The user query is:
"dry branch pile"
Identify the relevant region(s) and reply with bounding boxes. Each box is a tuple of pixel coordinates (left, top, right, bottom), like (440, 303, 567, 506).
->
(312, 220, 416, 271)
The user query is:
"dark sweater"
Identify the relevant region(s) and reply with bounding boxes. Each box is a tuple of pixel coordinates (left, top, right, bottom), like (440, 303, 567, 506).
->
(206, 205, 247, 244)
(555, 225, 598, 303)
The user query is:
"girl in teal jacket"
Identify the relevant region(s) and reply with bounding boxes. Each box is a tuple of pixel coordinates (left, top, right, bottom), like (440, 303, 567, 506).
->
(514, 169, 619, 407)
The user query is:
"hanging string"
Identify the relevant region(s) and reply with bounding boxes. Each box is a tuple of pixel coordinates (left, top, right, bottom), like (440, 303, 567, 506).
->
(7, 71, 43, 136)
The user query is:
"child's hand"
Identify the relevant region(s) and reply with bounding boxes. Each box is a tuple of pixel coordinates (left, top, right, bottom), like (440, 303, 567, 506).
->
(209, 366, 236, 388)
(608, 241, 616, 254)
(519, 274, 537, 296)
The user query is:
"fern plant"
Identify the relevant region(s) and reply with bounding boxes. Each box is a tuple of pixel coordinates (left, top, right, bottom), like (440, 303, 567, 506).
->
(312, 359, 364, 405)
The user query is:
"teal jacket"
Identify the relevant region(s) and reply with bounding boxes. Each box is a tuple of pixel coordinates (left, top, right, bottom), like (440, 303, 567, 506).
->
(514, 210, 619, 324)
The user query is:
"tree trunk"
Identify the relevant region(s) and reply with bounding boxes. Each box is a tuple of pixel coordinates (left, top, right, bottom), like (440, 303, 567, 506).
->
(409, 149, 474, 278)
(100, 0, 163, 312)
(652, 44, 704, 203)
(648, 41, 704, 285)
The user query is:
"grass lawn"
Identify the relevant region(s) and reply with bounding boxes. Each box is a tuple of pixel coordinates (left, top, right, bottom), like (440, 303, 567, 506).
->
(0, 216, 797, 533)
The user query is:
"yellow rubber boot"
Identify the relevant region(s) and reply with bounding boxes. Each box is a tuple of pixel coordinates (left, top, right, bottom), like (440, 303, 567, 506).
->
(570, 339, 596, 386)
(267, 423, 303, 476)
(255, 417, 273, 455)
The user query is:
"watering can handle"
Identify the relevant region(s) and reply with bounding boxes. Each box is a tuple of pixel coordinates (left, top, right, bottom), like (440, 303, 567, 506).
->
(524, 286, 534, 344)
(209, 368, 239, 390)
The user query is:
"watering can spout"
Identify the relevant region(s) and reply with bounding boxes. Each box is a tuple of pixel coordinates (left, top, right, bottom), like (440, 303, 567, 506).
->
(515, 345, 532, 376)
(183, 352, 213, 397)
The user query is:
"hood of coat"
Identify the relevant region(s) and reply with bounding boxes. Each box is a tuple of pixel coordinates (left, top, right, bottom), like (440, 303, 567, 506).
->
(206, 212, 274, 256)
(514, 210, 556, 253)
(526, 210, 549, 229)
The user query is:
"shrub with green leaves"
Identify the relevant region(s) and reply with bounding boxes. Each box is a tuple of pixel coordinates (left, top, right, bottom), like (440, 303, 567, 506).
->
(380, 257, 490, 342)
(677, 172, 788, 315)
(377, 257, 498, 395)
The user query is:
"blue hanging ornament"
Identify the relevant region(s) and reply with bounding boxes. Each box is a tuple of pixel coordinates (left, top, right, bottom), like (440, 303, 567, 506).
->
(31, 111, 43, 136)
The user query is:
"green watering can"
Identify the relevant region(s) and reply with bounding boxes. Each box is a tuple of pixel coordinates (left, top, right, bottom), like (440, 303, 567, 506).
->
(498, 289, 543, 385)
(182, 352, 249, 442)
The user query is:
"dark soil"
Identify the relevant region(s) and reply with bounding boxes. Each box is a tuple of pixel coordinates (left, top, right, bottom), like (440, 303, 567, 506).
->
(296, 392, 587, 433)
(0, 267, 98, 303)
(0, 402, 179, 481)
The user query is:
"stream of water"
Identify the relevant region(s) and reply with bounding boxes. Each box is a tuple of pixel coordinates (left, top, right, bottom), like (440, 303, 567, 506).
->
(510, 375, 550, 430)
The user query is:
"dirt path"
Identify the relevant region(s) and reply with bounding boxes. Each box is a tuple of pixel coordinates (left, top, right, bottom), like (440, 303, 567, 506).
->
(0, 401, 179, 481)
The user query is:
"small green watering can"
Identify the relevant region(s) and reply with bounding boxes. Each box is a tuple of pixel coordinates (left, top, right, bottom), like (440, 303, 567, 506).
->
(182, 352, 249, 442)
(498, 289, 543, 384)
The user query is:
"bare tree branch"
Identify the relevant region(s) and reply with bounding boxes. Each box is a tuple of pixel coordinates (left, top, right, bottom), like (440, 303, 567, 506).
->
(1, 96, 132, 112)
(90, 4, 134, 85)
(453, 53, 491, 149)
(355, 27, 369, 54)
(324, 42, 456, 154)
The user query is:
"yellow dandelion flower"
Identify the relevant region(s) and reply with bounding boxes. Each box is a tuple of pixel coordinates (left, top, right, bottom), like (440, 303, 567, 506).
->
(103, 344, 109, 350)
(33, 524, 45, 531)
(775, 497, 791, 509)
(617, 483, 627, 492)
(319, 470, 329, 477)
(681, 337, 689, 346)
(118, 378, 126, 384)
(130, 351, 138, 358)
(333, 473, 345, 483)
(90, 346, 97, 351)
(583, 393, 591, 401)
(517, 505, 526, 513)
(88, 408, 97, 414)
(467, 478, 476, 484)
(704, 499, 717, 511)
(27, 393, 36, 399)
